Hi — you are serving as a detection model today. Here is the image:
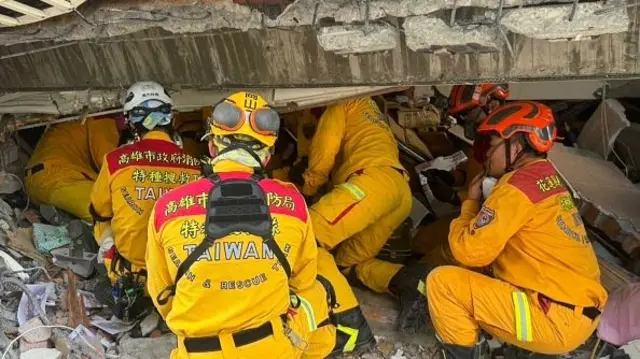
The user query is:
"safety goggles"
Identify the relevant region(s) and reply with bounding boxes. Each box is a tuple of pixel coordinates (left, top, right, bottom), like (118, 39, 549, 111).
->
(128, 104, 172, 118)
(212, 101, 280, 137)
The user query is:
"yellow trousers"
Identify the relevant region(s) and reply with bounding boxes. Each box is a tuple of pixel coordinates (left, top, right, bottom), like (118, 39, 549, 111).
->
(24, 163, 94, 222)
(310, 166, 412, 293)
(427, 266, 599, 354)
(171, 280, 335, 359)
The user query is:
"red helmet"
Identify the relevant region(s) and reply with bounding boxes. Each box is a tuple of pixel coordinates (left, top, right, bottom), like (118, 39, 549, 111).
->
(477, 101, 557, 153)
(448, 84, 510, 115)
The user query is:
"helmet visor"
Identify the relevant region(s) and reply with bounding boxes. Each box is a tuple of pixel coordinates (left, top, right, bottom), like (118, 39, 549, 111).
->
(212, 101, 244, 131)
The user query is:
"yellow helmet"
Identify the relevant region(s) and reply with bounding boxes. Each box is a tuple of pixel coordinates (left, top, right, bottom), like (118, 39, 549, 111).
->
(208, 92, 280, 147)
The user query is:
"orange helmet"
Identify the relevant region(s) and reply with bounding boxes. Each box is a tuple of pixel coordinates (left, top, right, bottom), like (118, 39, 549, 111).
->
(448, 84, 509, 115)
(477, 101, 557, 153)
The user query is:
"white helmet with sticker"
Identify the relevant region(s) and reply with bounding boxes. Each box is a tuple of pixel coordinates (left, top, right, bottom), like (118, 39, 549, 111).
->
(123, 81, 173, 114)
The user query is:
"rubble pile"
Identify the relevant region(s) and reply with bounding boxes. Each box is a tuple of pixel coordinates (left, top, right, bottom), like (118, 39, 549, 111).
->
(0, 86, 637, 359)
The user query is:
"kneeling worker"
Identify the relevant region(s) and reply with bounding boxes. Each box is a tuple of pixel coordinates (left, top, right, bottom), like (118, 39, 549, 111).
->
(90, 81, 201, 318)
(24, 117, 120, 222)
(296, 97, 430, 333)
(427, 101, 607, 358)
(147, 92, 348, 358)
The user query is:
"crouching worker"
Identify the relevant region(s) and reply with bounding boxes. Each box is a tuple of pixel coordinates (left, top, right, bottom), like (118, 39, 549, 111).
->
(24, 117, 121, 222)
(147, 92, 342, 358)
(427, 102, 608, 359)
(296, 97, 431, 334)
(417, 83, 508, 266)
(90, 81, 201, 320)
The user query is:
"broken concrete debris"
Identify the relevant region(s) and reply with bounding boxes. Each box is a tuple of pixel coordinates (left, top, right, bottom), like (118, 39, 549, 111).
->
(403, 17, 500, 52)
(317, 24, 398, 55)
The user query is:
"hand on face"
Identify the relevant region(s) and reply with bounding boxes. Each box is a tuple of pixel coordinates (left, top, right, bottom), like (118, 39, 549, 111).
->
(467, 172, 485, 201)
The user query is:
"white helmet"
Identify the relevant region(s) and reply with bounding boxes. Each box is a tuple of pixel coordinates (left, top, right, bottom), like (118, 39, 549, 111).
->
(123, 81, 174, 130)
(123, 81, 173, 113)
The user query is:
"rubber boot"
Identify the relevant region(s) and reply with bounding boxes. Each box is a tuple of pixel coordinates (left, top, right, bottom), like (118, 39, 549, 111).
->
(328, 306, 376, 357)
(317, 275, 376, 357)
(388, 262, 434, 334)
(440, 338, 489, 359)
(495, 344, 559, 359)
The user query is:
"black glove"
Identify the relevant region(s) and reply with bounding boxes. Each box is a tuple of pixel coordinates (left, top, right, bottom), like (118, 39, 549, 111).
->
(289, 157, 309, 186)
(425, 169, 460, 205)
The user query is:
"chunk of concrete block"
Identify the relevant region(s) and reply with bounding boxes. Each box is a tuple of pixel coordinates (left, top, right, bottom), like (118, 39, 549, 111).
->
(20, 348, 61, 359)
(317, 24, 397, 55)
(19, 318, 51, 344)
(140, 311, 160, 337)
(577, 99, 630, 159)
(403, 16, 500, 52)
(501, 1, 629, 40)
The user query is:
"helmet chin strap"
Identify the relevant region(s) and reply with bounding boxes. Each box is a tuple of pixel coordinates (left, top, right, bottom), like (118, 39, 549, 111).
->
(504, 137, 526, 173)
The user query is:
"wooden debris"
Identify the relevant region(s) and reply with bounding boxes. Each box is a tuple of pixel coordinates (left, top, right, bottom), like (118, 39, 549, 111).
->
(63, 270, 90, 328)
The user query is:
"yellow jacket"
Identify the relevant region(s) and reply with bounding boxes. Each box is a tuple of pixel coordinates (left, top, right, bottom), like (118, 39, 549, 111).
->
(146, 160, 319, 337)
(27, 118, 119, 179)
(302, 98, 404, 196)
(90, 131, 201, 269)
(449, 160, 607, 308)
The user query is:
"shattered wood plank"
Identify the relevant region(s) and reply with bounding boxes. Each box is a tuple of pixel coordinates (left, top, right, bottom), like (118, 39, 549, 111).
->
(64, 270, 90, 328)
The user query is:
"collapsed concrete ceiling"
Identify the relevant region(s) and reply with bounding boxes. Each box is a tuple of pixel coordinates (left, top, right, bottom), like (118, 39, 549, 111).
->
(0, 0, 637, 90)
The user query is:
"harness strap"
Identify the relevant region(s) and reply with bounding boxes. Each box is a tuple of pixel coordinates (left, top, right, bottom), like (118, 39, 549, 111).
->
(183, 314, 288, 353)
(89, 204, 112, 223)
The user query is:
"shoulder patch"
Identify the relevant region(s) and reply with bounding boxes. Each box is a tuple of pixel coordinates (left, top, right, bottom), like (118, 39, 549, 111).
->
(153, 179, 211, 232)
(507, 161, 567, 204)
(107, 140, 200, 174)
(260, 179, 308, 222)
(473, 205, 496, 229)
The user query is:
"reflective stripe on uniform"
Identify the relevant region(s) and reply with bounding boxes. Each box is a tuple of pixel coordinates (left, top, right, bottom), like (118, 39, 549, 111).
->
(512, 292, 533, 342)
(339, 183, 366, 201)
(336, 325, 359, 352)
(297, 296, 317, 331)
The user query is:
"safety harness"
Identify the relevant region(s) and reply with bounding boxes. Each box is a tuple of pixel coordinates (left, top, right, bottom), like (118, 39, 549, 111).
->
(156, 171, 291, 306)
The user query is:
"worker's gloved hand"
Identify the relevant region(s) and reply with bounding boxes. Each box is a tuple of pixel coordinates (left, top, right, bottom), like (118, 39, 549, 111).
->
(426, 169, 460, 205)
(289, 157, 309, 187)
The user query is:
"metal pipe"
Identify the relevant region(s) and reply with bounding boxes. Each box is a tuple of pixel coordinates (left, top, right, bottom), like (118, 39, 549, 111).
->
(398, 141, 428, 163)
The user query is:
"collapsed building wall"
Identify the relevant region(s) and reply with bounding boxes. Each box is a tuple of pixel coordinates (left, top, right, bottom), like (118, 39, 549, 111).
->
(0, 0, 637, 90)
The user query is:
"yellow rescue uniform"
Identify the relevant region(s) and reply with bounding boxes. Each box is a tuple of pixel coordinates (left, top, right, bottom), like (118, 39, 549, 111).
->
(302, 98, 412, 293)
(90, 131, 201, 283)
(24, 118, 119, 222)
(146, 161, 335, 359)
(427, 160, 608, 354)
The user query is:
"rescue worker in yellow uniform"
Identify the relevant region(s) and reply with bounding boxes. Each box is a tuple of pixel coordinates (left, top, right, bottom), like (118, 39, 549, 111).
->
(295, 97, 430, 334)
(416, 84, 509, 266)
(427, 101, 608, 359)
(90, 81, 201, 319)
(146, 92, 371, 359)
(24, 117, 120, 222)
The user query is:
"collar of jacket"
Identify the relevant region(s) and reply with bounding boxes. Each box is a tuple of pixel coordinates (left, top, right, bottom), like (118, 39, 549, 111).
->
(142, 130, 173, 142)
(212, 159, 255, 174)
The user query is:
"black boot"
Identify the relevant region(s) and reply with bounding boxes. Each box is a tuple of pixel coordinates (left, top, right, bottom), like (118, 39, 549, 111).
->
(388, 262, 434, 334)
(329, 306, 376, 357)
(497, 344, 559, 359)
(440, 339, 489, 359)
(376, 218, 414, 264)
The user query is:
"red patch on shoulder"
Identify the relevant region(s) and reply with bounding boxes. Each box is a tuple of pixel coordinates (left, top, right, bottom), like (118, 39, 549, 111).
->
(507, 161, 567, 204)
